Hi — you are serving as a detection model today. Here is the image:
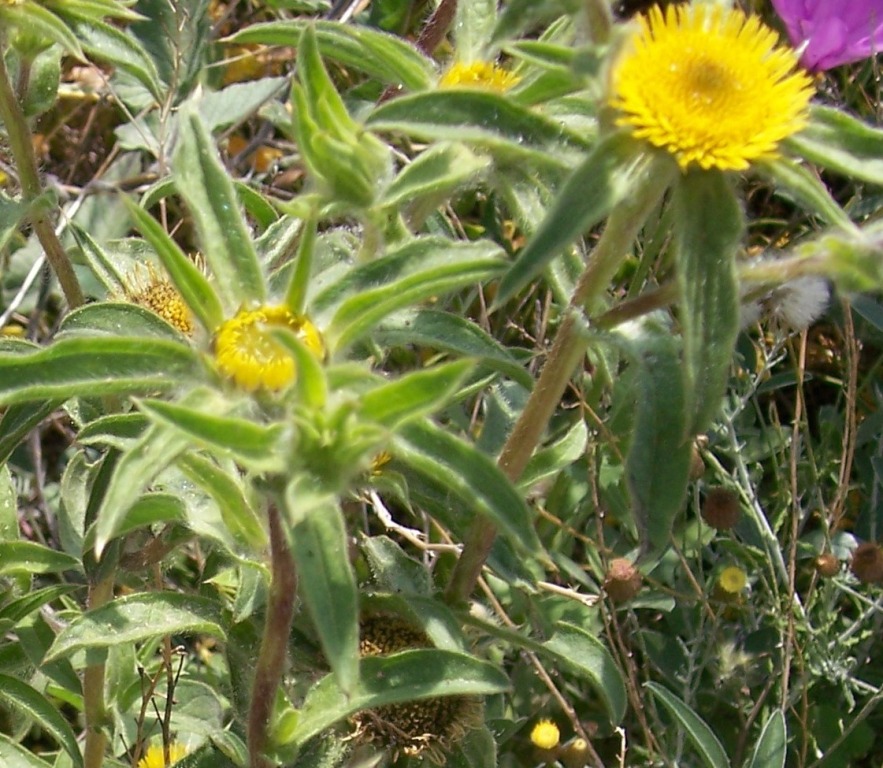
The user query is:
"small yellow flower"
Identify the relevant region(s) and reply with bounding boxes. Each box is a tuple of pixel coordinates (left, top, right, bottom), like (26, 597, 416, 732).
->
(717, 566, 748, 595)
(124, 262, 195, 336)
(439, 61, 520, 92)
(610, 4, 813, 171)
(213, 305, 324, 392)
(138, 742, 188, 768)
(530, 719, 560, 750)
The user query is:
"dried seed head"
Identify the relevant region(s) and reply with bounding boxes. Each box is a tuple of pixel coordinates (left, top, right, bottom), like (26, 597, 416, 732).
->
(701, 487, 742, 531)
(603, 558, 642, 604)
(850, 542, 883, 585)
(352, 614, 482, 764)
(814, 553, 840, 578)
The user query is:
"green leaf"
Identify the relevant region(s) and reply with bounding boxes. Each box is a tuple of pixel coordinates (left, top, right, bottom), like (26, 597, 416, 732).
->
(673, 170, 742, 435)
(621, 318, 692, 554)
(58, 14, 162, 99)
(45, 592, 226, 664)
(84, 492, 185, 549)
(758, 158, 856, 232)
(270, 327, 328, 409)
(394, 420, 544, 557)
(520, 418, 587, 489)
(123, 196, 224, 333)
(0, 541, 81, 576)
(137, 395, 286, 470)
(284, 480, 359, 695)
(0, 586, 80, 632)
(0, 734, 52, 768)
(492, 0, 582, 42)
(0, 400, 61, 465)
(787, 105, 883, 186)
(197, 77, 287, 133)
(368, 90, 588, 168)
(380, 142, 491, 209)
(453, 0, 497, 60)
(360, 360, 473, 429)
(172, 109, 265, 308)
(645, 682, 731, 768)
(178, 453, 267, 551)
(94, 419, 194, 556)
(0, 674, 83, 768)
(541, 622, 626, 725)
(0, 336, 201, 406)
(0, 464, 16, 540)
(1, 3, 83, 59)
(225, 20, 436, 91)
(359, 536, 433, 596)
(69, 224, 125, 293)
(281, 649, 509, 748)
(58, 302, 190, 342)
(495, 135, 662, 305)
(747, 710, 786, 768)
(374, 310, 532, 388)
(321, 240, 505, 353)
(77, 413, 149, 449)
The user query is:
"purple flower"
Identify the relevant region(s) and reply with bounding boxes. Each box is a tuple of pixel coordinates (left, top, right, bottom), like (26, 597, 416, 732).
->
(771, 0, 883, 70)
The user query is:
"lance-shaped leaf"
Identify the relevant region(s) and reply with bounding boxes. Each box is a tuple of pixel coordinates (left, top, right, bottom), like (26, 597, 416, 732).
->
(787, 105, 883, 187)
(0, 336, 201, 406)
(360, 360, 473, 430)
(0, 585, 78, 632)
(0, 3, 83, 59)
(368, 90, 588, 168)
(541, 622, 626, 725)
(645, 683, 731, 768)
(495, 135, 661, 306)
(172, 109, 265, 308)
(58, 302, 190, 342)
(375, 310, 532, 388)
(0, 674, 83, 768)
(284, 479, 359, 695)
(620, 317, 692, 554)
(0, 542, 81, 576)
(137, 394, 286, 471)
(225, 20, 435, 91)
(394, 420, 543, 557)
(44, 592, 226, 664)
(746, 710, 786, 768)
(0, 734, 53, 768)
(320, 241, 505, 353)
(124, 195, 224, 333)
(178, 453, 267, 551)
(673, 170, 742, 435)
(278, 649, 509, 748)
(0, 400, 61, 465)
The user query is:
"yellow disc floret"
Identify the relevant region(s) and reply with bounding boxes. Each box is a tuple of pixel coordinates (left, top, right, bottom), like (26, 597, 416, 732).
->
(717, 566, 748, 595)
(439, 60, 520, 92)
(214, 305, 324, 392)
(124, 263, 195, 336)
(530, 719, 561, 750)
(138, 742, 188, 768)
(610, 5, 813, 171)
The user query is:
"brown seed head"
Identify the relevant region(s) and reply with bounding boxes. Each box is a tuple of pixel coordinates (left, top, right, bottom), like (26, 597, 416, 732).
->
(603, 558, 642, 604)
(814, 553, 840, 578)
(851, 542, 883, 585)
(701, 487, 741, 531)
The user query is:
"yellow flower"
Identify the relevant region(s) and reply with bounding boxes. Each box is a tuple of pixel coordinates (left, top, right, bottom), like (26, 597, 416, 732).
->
(530, 719, 560, 750)
(213, 305, 324, 392)
(717, 566, 748, 595)
(439, 61, 520, 92)
(124, 262, 195, 336)
(610, 5, 813, 171)
(138, 742, 188, 768)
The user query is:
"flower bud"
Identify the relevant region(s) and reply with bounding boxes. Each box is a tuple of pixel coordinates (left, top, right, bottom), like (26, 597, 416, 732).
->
(701, 487, 741, 531)
(851, 542, 883, 585)
(814, 553, 840, 578)
(603, 558, 642, 604)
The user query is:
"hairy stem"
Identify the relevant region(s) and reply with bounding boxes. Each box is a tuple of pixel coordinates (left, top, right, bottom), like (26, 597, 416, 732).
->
(444, 172, 672, 605)
(83, 576, 114, 768)
(248, 504, 297, 768)
(0, 43, 84, 309)
(416, 0, 457, 55)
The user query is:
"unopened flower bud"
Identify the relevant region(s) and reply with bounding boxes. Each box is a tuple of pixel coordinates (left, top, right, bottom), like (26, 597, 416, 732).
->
(814, 552, 840, 578)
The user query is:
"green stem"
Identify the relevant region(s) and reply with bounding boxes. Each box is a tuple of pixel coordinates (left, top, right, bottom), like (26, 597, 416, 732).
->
(444, 172, 672, 605)
(248, 504, 297, 768)
(83, 576, 114, 768)
(0, 45, 84, 308)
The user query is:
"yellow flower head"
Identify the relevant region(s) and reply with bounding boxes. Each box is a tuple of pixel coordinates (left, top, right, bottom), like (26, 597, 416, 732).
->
(439, 61, 520, 92)
(610, 4, 813, 171)
(718, 566, 748, 595)
(214, 305, 324, 392)
(124, 262, 195, 336)
(530, 719, 560, 750)
(138, 742, 188, 768)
